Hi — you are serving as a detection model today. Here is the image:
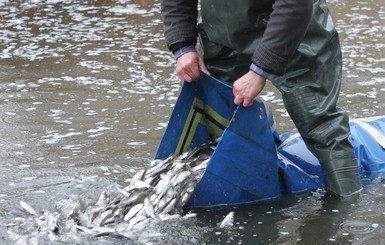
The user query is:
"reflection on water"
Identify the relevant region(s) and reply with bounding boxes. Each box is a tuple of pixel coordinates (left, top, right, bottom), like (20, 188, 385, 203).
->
(330, 0, 385, 119)
(0, 0, 384, 244)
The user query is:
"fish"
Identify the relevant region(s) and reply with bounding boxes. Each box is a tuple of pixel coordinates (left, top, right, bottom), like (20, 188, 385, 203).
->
(183, 212, 197, 219)
(153, 171, 174, 195)
(9, 141, 229, 242)
(123, 203, 144, 222)
(125, 180, 151, 192)
(127, 215, 147, 230)
(121, 189, 149, 206)
(219, 211, 234, 228)
(91, 226, 116, 237)
(144, 197, 156, 219)
(181, 192, 192, 206)
(158, 198, 177, 215)
(130, 169, 146, 184)
(114, 184, 131, 197)
(173, 171, 191, 186)
(19, 200, 38, 216)
(96, 191, 109, 208)
(93, 209, 113, 226)
(158, 213, 181, 221)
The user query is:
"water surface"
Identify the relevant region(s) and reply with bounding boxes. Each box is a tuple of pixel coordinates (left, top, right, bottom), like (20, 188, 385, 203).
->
(0, 0, 384, 244)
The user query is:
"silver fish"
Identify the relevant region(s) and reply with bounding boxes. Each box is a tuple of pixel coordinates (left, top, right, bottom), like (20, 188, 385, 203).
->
(131, 217, 151, 230)
(19, 201, 38, 216)
(172, 162, 188, 172)
(219, 211, 234, 228)
(96, 191, 109, 208)
(159, 198, 176, 215)
(121, 190, 149, 206)
(10, 142, 218, 242)
(125, 180, 151, 192)
(173, 170, 191, 186)
(75, 225, 93, 235)
(144, 197, 156, 219)
(158, 213, 181, 221)
(115, 184, 131, 197)
(123, 203, 144, 222)
(91, 226, 116, 237)
(181, 192, 192, 205)
(191, 158, 210, 172)
(153, 171, 174, 195)
(130, 169, 147, 184)
(93, 209, 112, 226)
(183, 212, 197, 219)
(127, 215, 147, 230)
(115, 222, 128, 233)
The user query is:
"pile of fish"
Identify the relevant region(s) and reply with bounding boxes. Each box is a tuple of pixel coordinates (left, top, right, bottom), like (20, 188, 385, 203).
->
(75, 143, 215, 234)
(8, 141, 234, 243)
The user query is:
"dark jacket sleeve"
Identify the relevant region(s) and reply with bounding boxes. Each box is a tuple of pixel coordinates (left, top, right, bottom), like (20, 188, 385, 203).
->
(160, 0, 199, 52)
(252, 0, 313, 75)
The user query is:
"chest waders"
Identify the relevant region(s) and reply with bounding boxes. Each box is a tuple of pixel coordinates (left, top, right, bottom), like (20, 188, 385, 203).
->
(199, 0, 362, 196)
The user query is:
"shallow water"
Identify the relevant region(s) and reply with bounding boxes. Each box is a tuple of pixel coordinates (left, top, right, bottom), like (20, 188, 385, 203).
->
(0, 0, 384, 244)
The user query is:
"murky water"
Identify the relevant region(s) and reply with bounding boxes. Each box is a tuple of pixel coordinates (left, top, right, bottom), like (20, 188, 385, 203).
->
(0, 0, 384, 244)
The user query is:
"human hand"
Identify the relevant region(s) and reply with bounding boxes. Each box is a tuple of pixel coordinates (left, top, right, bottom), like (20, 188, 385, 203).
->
(233, 71, 266, 107)
(176, 51, 209, 82)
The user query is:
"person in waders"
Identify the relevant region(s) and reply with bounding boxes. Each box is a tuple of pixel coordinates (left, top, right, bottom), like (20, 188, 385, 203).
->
(160, 0, 362, 196)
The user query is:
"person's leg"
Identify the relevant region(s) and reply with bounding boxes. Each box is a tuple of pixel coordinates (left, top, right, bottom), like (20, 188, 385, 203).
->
(274, 82, 361, 195)
(198, 0, 362, 196)
(271, 30, 362, 196)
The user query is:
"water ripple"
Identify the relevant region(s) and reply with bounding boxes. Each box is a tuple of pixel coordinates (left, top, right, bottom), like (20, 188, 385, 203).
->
(340, 220, 376, 234)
